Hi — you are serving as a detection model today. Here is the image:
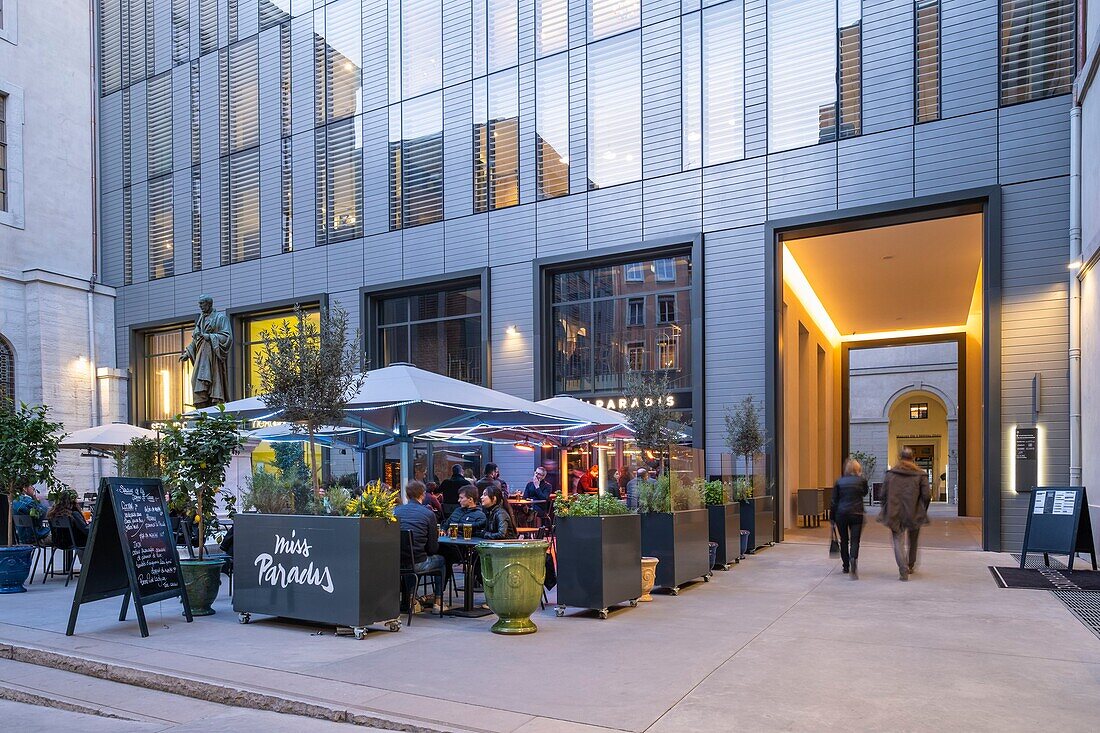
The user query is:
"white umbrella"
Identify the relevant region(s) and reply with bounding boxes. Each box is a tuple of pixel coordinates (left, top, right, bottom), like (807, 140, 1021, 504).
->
(60, 423, 159, 454)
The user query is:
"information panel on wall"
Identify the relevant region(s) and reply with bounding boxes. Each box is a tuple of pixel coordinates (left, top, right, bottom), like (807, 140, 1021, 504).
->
(1014, 427, 1038, 493)
(1019, 486, 1097, 571)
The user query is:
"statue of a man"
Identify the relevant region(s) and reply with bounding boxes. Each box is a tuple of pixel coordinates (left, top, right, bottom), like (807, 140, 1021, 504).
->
(179, 295, 232, 408)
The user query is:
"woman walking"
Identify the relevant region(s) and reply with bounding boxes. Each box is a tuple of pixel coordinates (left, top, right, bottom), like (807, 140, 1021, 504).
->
(831, 458, 869, 579)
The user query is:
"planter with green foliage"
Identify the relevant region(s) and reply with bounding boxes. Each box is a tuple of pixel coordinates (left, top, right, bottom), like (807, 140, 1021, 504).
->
(703, 479, 741, 569)
(736, 478, 775, 553)
(637, 477, 710, 594)
(233, 481, 402, 635)
(0, 401, 66, 592)
(553, 495, 642, 619)
(161, 407, 243, 615)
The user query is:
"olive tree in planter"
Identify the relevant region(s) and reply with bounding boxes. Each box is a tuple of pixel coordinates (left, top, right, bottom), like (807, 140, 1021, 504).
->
(726, 397, 774, 552)
(161, 406, 243, 615)
(704, 479, 741, 569)
(621, 371, 680, 475)
(637, 474, 710, 595)
(553, 494, 641, 619)
(252, 304, 365, 498)
(0, 400, 67, 593)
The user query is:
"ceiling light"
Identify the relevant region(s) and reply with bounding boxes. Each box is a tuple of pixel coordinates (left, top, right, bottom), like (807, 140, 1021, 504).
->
(514, 438, 536, 452)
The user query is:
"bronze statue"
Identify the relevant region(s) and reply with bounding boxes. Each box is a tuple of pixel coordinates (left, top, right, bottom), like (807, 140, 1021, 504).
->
(179, 295, 232, 408)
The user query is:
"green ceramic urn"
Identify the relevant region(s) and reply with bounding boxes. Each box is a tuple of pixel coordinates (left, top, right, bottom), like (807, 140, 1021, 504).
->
(476, 540, 549, 635)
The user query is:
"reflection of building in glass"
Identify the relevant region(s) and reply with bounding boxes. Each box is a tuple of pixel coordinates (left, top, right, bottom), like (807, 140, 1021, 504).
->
(376, 285, 483, 385)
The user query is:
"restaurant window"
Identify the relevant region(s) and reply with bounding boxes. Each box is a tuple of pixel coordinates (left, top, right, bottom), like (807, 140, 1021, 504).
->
(390, 0, 442, 103)
(999, 0, 1075, 106)
(148, 175, 174, 280)
(244, 307, 321, 397)
(915, 0, 941, 123)
(682, 2, 745, 170)
(375, 283, 483, 385)
(142, 326, 195, 425)
(474, 71, 519, 213)
(587, 31, 641, 189)
(550, 254, 692, 397)
(536, 0, 568, 57)
(768, 0, 862, 153)
(910, 403, 929, 420)
(536, 53, 569, 200)
(588, 0, 639, 41)
(390, 91, 444, 230)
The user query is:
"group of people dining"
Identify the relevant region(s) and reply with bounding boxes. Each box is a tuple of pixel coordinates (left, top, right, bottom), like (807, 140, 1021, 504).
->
(11, 484, 90, 550)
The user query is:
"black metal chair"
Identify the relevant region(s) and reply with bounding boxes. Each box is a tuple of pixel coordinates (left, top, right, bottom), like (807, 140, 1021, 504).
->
(46, 515, 84, 587)
(170, 515, 196, 558)
(12, 515, 51, 583)
(398, 530, 445, 625)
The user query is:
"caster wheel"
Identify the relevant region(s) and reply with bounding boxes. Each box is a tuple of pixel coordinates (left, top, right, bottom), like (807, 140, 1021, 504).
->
(598, 609, 609, 620)
(629, 599, 638, 607)
(555, 605, 566, 617)
(669, 586, 680, 596)
(353, 627, 367, 640)
(237, 613, 251, 625)
(385, 620, 402, 633)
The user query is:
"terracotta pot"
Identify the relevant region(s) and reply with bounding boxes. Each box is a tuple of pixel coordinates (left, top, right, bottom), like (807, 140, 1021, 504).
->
(639, 556, 660, 602)
(179, 559, 223, 616)
(477, 540, 548, 635)
(0, 546, 35, 594)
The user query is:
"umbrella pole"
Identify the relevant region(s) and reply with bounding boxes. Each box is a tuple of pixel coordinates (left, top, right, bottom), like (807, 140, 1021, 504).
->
(398, 405, 410, 503)
(597, 435, 607, 496)
(560, 443, 569, 499)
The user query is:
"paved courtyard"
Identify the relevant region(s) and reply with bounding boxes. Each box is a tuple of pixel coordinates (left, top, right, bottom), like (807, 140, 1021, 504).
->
(2, 531, 1098, 733)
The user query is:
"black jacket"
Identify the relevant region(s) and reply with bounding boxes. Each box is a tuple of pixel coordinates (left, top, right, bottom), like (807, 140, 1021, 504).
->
(395, 501, 439, 565)
(438, 476, 471, 505)
(523, 480, 553, 516)
(831, 476, 868, 517)
(481, 504, 517, 540)
(442, 505, 487, 533)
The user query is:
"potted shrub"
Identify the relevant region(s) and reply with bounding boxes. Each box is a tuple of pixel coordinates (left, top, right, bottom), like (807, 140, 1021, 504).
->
(553, 494, 642, 619)
(241, 467, 295, 514)
(704, 479, 740, 569)
(736, 478, 775, 554)
(637, 474, 710, 595)
(233, 480, 402, 637)
(161, 407, 243, 615)
(0, 400, 67, 593)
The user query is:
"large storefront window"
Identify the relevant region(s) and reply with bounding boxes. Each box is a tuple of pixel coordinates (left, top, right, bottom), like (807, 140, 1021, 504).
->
(243, 307, 321, 397)
(141, 326, 195, 425)
(550, 254, 693, 424)
(375, 283, 483, 385)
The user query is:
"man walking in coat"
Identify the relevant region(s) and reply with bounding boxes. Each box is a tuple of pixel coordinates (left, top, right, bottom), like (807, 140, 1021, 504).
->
(879, 447, 931, 581)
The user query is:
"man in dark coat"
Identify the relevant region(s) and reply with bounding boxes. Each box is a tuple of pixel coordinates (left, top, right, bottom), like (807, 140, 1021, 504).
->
(879, 447, 931, 581)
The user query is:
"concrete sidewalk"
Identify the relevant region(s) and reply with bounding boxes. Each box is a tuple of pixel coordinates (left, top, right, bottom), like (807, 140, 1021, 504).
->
(0, 541, 1097, 732)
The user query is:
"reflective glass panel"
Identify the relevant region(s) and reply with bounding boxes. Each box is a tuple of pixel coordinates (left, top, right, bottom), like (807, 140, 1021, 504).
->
(536, 0, 569, 56)
(536, 53, 570, 199)
(587, 31, 641, 189)
(768, 0, 837, 152)
(589, 0, 640, 41)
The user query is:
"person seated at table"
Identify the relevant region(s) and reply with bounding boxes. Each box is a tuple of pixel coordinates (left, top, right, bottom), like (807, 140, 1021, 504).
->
(523, 467, 553, 520)
(45, 491, 88, 549)
(576, 465, 600, 494)
(13, 485, 51, 544)
(605, 469, 623, 500)
(480, 485, 518, 540)
(442, 486, 487, 534)
(424, 482, 445, 522)
(394, 480, 444, 610)
(438, 465, 469, 506)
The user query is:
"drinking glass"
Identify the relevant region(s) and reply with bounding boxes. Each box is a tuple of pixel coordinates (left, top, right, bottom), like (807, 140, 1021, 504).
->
(449, 525, 458, 539)
(463, 523, 473, 540)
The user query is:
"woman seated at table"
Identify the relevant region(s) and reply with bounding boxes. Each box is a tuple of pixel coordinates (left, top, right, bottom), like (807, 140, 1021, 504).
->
(479, 485, 518, 540)
(46, 491, 89, 550)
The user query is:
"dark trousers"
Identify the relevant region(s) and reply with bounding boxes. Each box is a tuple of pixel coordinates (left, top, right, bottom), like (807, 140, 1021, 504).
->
(835, 513, 864, 569)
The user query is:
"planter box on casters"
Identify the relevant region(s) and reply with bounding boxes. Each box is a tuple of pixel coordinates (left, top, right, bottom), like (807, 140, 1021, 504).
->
(555, 513, 643, 618)
(640, 509, 711, 594)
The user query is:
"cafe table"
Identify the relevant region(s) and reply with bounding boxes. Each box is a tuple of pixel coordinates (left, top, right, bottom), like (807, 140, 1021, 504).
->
(439, 535, 493, 618)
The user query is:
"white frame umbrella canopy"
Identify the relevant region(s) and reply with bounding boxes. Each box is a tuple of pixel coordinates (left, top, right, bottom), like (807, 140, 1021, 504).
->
(59, 423, 159, 453)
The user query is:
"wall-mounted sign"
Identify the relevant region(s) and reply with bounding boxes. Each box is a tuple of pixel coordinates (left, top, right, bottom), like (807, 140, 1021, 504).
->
(580, 395, 678, 410)
(1015, 426, 1038, 493)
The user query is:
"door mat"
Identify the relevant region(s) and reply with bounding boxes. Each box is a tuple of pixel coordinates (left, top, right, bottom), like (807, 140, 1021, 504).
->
(989, 566, 1100, 591)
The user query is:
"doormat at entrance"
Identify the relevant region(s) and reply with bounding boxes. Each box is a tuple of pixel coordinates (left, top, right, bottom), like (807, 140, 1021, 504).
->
(989, 566, 1100, 592)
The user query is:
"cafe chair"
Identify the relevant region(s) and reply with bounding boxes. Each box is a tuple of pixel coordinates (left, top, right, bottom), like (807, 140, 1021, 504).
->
(170, 516, 196, 559)
(399, 530, 445, 625)
(12, 515, 52, 583)
(46, 515, 84, 587)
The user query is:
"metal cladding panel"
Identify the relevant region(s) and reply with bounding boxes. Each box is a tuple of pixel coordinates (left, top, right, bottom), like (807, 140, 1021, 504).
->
(124, 282, 150, 327)
(518, 0, 535, 64)
(362, 230, 404, 287)
(766, 144, 838, 219)
(290, 130, 316, 250)
(199, 266, 231, 310)
(743, 0, 767, 158)
(172, 64, 192, 170)
(520, 63, 536, 205)
(363, 0, 390, 113)
(173, 168, 193, 275)
(1000, 177, 1071, 550)
(329, 289, 361, 332)
(568, 0, 586, 49)
(940, 0, 999, 119)
(131, 183, 150, 284)
(490, 260, 535, 394)
(998, 97, 1072, 186)
(101, 189, 125, 287)
(838, 127, 915, 208)
(443, 0, 473, 87)
(444, 83, 474, 221)
(261, 253, 295, 302)
(172, 271, 203, 315)
(645, 0, 681, 25)
(587, 182, 642, 250)
(229, 258, 262, 308)
(704, 224, 765, 476)
(237, 0, 259, 41)
(642, 19, 682, 179)
(490, 204, 537, 265)
(403, 223, 447, 278)
(199, 53, 220, 165)
(862, 0, 914, 134)
(290, 14, 316, 138)
(444, 214, 490, 271)
(199, 159, 221, 269)
(291, 246, 328, 298)
(535, 193, 587, 258)
(643, 170, 702, 240)
(259, 142, 283, 258)
(362, 108, 391, 237)
(100, 92, 125, 195)
(703, 156, 766, 233)
(146, 277, 175, 322)
(257, 27, 282, 146)
(327, 238, 366, 294)
(914, 110, 998, 195)
(567, 45, 587, 194)
(152, 0, 172, 74)
(130, 81, 149, 187)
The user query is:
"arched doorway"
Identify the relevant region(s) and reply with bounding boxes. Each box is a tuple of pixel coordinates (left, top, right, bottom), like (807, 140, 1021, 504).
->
(886, 389, 955, 506)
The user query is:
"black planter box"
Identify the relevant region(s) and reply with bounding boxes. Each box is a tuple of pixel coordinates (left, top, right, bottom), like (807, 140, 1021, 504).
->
(233, 514, 400, 631)
(555, 514, 642, 616)
(708, 503, 741, 568)
(640, 509, 710, 592)
(740, 496, 775, 553)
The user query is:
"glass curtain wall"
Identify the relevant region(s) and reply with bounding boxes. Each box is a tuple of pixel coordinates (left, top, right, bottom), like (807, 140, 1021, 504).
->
(587, 31, 641, 189)
(376, 284, 483, 384)
(999, 0, 1075, 105)
(683, 1, 745, 169)
(536, 53, 570, 199)
(147, 71, 174, 280)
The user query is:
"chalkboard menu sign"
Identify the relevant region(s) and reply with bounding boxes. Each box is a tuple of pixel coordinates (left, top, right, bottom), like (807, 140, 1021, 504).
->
(66, 478, 192, 638)
(1019, 486, 1097, 571)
